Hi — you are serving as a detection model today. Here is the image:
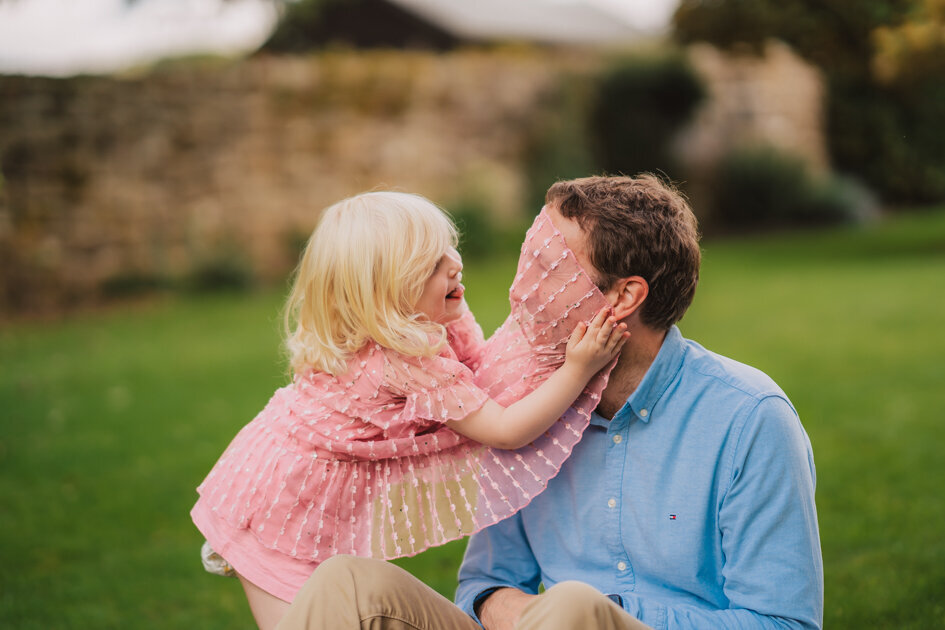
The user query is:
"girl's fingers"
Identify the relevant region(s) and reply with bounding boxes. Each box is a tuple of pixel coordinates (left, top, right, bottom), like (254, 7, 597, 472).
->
(601, 318, 617, 343)
(587, 307, 609, 331)
(578, 309, 626, 355)
(608, 328, 629, 352)
(571, 321, 588, 343)
(596, 306, 610, 323)
(603, 323, 622, 349)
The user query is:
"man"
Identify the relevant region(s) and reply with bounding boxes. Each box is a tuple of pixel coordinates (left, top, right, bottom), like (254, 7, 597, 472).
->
(276, 175, 823, 630)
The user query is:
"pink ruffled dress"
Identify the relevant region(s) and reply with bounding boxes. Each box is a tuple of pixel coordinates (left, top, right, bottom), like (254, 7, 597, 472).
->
(190, 207, 614, 601)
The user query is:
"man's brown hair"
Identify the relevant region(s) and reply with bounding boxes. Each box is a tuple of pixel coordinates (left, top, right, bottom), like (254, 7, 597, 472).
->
(545, 174, 701, 330)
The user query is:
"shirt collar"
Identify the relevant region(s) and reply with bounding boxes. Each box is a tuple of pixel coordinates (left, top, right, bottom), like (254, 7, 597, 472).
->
(589, 325, 688, 428)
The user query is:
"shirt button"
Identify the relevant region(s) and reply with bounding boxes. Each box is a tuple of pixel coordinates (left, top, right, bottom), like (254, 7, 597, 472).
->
(607, 498, 617, 508)
(617, 561, 627, 571)
(639, 409, 649, 417)
(612, 434, 622, 444)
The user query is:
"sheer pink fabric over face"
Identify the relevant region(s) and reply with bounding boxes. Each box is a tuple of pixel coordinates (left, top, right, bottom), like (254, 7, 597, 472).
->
(190, 207, 615, 600)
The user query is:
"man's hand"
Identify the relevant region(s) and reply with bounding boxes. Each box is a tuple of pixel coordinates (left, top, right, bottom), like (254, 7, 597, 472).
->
(478, 588, 537, 630)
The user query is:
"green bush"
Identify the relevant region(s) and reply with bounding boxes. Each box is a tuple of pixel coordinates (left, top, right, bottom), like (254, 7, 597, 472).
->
(589, 52, 705, 179)
(283, 227, 312, 269)
(710, 146, 876, 231)
(521, 73, 597, 212)
(101, 271, 171, 298)
(449, 200, 494, 260)
(186, 250, 255, 293)
(828, 78, 945, 205)
(448, 199, 527, 261)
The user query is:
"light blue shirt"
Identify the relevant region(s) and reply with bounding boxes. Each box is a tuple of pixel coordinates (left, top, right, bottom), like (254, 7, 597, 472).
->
(456, 326, 823, 629)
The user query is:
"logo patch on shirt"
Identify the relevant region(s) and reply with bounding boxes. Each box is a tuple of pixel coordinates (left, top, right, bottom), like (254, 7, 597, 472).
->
(669, 514, 677, 520)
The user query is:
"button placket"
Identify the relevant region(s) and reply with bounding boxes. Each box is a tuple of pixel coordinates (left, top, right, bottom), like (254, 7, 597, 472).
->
(600, 426, 625, 574)
(606, 422, 634, 587)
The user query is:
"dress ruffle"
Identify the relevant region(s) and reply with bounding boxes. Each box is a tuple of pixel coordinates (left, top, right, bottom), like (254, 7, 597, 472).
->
(191, 206, 616, 590)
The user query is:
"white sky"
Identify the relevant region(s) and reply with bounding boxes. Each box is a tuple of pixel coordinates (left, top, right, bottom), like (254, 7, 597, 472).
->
(553, 0, 678, 32)
(0, 0, 678, 77)
(0, 0, 279, 76)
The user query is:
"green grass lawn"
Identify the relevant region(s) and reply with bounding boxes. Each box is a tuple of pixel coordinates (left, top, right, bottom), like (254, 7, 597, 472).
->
(2, 210, 945, 629)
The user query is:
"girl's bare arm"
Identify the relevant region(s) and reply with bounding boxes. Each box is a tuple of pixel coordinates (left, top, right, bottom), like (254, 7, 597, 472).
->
(446, 308, 627, 449)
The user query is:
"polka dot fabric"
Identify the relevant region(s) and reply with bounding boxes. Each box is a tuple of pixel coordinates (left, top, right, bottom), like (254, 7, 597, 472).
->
(190, 207, 615, 599)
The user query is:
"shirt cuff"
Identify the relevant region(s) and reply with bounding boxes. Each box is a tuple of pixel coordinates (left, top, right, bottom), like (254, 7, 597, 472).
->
(473, 587, 504, 618)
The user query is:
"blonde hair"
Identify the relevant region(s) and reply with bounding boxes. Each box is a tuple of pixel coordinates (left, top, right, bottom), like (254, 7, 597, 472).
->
(284, 192, 459, 376)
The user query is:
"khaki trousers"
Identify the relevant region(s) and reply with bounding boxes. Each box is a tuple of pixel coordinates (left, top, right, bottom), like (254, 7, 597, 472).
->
(275, 555, 652, 630)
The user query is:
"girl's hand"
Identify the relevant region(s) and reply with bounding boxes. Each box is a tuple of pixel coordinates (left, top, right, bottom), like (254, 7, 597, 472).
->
(564, 307, 629, 377)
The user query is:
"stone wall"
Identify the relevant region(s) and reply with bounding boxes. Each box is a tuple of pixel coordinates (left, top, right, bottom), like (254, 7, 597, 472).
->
(0, 50, 576, 314)
(0, 45, 827, 316)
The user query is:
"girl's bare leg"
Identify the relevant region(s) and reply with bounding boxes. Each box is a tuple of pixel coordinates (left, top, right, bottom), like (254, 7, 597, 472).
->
(237, 573, 291, 630)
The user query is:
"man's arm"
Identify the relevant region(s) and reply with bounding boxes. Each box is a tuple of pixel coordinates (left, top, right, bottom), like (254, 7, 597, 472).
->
(456, 511, 542, 629)
(615, 396, 824, 630)
(476, 588, 537, 630)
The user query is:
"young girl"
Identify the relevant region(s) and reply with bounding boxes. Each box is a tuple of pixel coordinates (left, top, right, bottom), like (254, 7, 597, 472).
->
(190, 192, 626, 628)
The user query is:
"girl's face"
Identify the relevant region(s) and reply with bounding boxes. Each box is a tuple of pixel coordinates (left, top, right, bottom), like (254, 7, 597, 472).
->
(415, 247, 465, 323)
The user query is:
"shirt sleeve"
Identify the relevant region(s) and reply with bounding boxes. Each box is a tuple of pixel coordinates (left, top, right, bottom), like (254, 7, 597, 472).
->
(616, 396, 823, 630)
(446, 303, 487, 372)
(455, 511, 542, 625)
(383, 350, 490, 424)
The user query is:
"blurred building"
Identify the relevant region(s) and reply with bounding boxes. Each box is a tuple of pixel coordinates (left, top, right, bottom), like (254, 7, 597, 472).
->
(263, 0, 648, 51)
(381, 0, 646, 46)
(678, 41, 828, 173)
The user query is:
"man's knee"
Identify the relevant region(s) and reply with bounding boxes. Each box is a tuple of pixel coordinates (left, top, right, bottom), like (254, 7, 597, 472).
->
(287, 555, 414, 626)
(308, 554, 400, 593)
(314, 554, 437, 604)
(533, 581, 615, 620)
(313, 554, 364, 577)
(546, 580, 607, 603)
(289, 555, 472, 630)
(306, 554, 358, 588)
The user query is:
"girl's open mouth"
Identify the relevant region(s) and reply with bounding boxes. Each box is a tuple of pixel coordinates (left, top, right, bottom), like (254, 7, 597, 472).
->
(446, 284, 464, 300)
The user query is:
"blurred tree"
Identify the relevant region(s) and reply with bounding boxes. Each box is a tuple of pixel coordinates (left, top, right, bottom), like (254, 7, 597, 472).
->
(873, 0, 945, 83)
(674, 0, 912, 79)
(120, 0, 458, 51)
(673, 0, 945, 204)
(709, 145, 877, 231)
(259, 0, 334, 52)
(589, 52, 706, 179)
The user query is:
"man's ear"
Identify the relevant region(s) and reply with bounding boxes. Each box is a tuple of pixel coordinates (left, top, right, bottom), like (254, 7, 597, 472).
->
(606, 276, 648, 321)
